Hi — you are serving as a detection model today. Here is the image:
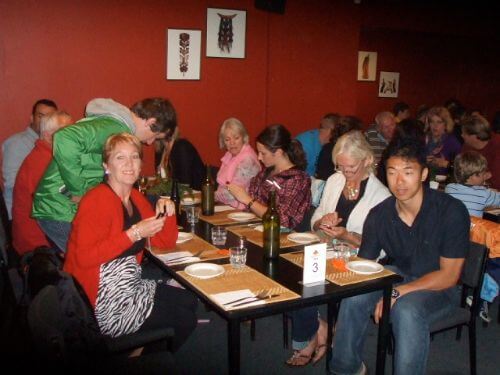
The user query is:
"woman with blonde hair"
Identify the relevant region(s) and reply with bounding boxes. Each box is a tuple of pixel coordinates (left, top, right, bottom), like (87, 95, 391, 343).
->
(215, 118, 260, 208)
(424, 106, 461, 175)
(286, 130, 390, 367)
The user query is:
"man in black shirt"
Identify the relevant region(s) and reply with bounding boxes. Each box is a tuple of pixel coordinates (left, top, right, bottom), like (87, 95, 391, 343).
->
(329, 140, 470, 375)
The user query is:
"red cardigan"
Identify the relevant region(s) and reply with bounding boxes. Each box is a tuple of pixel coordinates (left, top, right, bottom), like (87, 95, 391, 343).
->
(64, 184, 178, 307)
(12, 140, 51, 254)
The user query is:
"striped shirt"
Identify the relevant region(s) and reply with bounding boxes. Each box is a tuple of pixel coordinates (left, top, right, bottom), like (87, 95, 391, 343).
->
(365, 125, 388, 164)
(445, 183, 500, 218)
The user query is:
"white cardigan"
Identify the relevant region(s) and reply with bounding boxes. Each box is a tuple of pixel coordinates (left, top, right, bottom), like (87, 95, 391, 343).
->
(311, 172, 391, 234)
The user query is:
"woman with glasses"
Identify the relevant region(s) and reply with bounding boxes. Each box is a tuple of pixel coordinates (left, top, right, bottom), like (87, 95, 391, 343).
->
(286, 131, 390, 367)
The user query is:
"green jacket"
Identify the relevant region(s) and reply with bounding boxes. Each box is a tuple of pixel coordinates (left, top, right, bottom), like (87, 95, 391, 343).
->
(32, 116, 132, 222)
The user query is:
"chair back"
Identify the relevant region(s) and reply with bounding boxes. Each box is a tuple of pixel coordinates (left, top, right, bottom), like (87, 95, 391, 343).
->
(460, 242, 489, 319)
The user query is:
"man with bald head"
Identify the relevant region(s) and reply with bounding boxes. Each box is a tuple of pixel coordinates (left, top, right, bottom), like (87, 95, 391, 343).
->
(365, 111, 396, 165)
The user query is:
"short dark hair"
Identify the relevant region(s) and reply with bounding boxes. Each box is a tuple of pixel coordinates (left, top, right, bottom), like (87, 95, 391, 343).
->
(393, 102, 409, 116)
(329, 115, 362, 143)
(461, 114, 491, 141)
(384, 138, 427, 168)
(130, 98, 177, 139)
(32, 99, 57, 115)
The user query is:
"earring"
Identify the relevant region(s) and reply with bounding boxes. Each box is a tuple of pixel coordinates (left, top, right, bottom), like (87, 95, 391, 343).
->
(105, 170, 110, 175)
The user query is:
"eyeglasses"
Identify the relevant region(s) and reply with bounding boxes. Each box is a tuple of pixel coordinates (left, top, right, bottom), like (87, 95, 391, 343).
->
(335, 160, 363, 173)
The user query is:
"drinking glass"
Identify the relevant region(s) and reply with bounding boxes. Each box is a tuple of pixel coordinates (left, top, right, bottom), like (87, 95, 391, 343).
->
(138, 176, 148, 194)
(185, 206, 200, 224)
(230, 246, 247, 269)
(331, 242, 351, 270)
(211, 226, 227, 246)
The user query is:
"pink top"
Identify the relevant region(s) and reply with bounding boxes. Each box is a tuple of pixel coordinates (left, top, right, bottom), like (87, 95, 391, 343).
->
(215, 144, 261, 209)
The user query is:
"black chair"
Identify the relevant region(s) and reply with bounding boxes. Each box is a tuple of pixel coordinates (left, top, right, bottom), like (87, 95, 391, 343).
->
(28, 270, 178, 373)
(389, 242, 488, 375)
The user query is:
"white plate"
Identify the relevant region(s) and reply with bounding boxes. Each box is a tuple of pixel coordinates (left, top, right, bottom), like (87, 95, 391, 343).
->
(346, 260, 384, 275)
(287, 233, 319, 244)
(435, 175, 447, 182)
(184, 263, 225, 279)
(227, 212, 256, 222)
(181, 197, 201, 206)
(176, 232, 194, 244)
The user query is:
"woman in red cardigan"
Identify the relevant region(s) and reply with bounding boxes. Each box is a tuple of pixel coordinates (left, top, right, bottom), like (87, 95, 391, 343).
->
(64, 133, 196, 350)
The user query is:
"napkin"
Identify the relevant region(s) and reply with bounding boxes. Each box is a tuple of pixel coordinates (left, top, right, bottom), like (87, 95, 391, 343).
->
(155, 251, 200, 265)
(253, 225, 292, 233)
(214, 205, 235, 213)
(211, 289, 266, 310)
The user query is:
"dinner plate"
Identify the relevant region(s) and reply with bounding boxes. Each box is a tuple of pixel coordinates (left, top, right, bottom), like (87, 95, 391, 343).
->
(184, 263, 225, 279)
(181, 197, 201, 206)
(346, 260, 384, 275)
(227, 212, 256, 222)
(435, 175, 447, 182)
(287, 233, 319, 244)
(176, 232, 194, 244)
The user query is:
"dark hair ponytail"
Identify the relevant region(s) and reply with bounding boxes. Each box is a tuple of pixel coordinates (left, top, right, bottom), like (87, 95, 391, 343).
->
(256, 124, 307, 171)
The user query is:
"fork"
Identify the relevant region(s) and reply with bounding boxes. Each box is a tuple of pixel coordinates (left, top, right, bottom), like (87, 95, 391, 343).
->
(165, 250, 205, 264)
(230, 293, 281, 308)
(223, 290, 269, 306)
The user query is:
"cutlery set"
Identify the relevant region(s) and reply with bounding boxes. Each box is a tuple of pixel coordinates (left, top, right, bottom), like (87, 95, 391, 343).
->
(222, 288, 282, 308)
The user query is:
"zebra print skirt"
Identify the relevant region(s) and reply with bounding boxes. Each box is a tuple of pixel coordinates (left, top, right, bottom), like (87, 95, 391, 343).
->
(94, 255, 156, 337)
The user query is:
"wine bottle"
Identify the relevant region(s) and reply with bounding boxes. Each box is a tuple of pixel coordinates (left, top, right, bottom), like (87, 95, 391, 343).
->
(262, 190, 280, 259)
(170, 178, 181, 217)
(201, 164, 214, 216)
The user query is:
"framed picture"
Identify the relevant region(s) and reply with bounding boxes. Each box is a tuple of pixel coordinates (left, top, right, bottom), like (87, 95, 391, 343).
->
(166, 29, 201, 80)
(357, 51, 377, 81)
(206, 8, 246, 58)
(378, 71, 400, 98)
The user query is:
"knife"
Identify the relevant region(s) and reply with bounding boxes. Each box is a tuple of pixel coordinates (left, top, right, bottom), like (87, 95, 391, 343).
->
(230, 294, 280, 308)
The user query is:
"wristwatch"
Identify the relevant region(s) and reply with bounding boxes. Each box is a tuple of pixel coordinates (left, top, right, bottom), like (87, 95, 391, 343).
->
(391, 288, 401, 300)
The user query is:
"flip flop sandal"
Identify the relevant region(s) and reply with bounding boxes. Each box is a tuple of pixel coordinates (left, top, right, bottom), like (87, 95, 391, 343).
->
(285, 350, 313, 367)
(312, 344, 328, 365)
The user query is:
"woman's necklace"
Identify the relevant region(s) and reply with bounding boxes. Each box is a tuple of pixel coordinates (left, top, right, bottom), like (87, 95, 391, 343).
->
(344, 183, 359, 200)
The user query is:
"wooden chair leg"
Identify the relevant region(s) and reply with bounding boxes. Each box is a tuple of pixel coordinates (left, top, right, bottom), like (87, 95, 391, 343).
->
(282, 313, 289, 349)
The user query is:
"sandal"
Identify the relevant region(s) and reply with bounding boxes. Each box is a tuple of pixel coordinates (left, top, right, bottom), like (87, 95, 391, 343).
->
(285, 350, 313, 367)
(312, 344, 327, 365)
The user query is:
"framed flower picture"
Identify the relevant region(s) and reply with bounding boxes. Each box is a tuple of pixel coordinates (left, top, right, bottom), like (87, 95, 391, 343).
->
(167, 29, 201, 80)
(206, 8, 246, 59)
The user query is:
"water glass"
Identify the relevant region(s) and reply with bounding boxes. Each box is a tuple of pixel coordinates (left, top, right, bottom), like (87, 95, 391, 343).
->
(185, 206, 200, 224)
(230, 246, 247, 269)
(331, 242, 351, 270)
(211, 226, 227, 246)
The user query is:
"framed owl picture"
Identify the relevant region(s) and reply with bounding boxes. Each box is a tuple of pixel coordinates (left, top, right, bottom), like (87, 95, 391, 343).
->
(167, 29, 201, 80)
(206, 8, 246, 59)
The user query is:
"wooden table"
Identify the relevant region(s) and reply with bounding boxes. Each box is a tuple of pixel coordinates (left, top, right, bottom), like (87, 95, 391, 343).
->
(148, 215, 401, 375)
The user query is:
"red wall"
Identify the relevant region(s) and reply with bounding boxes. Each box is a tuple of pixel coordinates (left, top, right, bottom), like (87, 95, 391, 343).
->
(1, 0, 498, 174)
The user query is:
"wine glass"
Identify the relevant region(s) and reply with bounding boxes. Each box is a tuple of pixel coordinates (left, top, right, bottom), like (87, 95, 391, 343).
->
(138, 176, 148, 194)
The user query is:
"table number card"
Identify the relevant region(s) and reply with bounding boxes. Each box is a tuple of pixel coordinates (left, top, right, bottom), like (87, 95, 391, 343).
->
(302, 243, 327, 285)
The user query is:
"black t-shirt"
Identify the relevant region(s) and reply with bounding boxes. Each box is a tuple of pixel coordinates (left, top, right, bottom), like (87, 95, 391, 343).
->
(336, 178, 368, 228)
(315, 142, 335, 180)
(359, 187, 470, 278)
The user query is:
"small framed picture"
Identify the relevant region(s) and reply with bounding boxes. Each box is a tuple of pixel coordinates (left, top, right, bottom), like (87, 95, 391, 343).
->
(166, 29, 201, 80)
(378, 71, 400, 98)
(206, 8, 246, 59)
(357, 51, 377, 81)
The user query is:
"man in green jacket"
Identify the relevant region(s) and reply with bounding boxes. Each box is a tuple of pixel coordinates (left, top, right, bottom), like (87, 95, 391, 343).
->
(32, 97, 177, 252)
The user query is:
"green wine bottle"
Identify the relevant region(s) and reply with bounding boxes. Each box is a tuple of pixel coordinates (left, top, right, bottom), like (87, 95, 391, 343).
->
(201, 164, 214, 216)
(263, 190, 280, 259)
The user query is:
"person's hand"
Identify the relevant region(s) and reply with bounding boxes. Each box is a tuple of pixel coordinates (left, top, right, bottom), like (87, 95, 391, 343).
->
(373, 296, 397, 324)
(318, 213, 342, 230)
(321, 225, 348, 240)
(71, 196, 82, 204)
(135, 216, 166, 239)
(432, 156, 449, 168)
(226, 183, 251, 205)
(156, 197, 175, 217)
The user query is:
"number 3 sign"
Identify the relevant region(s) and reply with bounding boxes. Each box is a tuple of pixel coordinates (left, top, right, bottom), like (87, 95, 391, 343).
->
(303, 243, 327, 285)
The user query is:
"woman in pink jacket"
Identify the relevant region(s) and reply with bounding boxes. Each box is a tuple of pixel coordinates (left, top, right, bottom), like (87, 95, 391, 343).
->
(215, 118, 261, 208)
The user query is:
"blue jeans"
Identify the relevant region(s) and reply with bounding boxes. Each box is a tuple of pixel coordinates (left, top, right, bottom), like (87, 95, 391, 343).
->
(37, 219, 72, 253)
(289, 306, 320, 350)
(329, 267, 460, 375)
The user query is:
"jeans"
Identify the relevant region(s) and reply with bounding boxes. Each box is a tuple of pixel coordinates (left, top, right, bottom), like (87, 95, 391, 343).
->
(289, 306, 320, 350)
(37, 219, 72, 253)
(329, 267, 460, 375)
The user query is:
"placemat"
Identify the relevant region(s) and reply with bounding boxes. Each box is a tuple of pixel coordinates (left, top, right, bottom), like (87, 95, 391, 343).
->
(151, 233, 229, 262)
(280, 252, 394, 286)
(177, 264, 300, 311)
(199, 210, 261, 226)
(227, 225, 299, 249)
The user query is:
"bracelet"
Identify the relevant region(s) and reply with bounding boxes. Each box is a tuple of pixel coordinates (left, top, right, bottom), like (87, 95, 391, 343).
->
(131, 224, 142, 242)
(247, 199, 255, 210)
